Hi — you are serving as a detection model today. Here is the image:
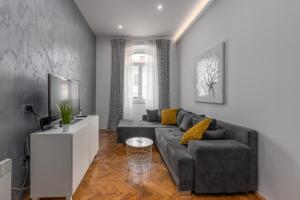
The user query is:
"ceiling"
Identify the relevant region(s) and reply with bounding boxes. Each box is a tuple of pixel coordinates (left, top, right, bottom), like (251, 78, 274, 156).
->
(74, 0, 201, 38)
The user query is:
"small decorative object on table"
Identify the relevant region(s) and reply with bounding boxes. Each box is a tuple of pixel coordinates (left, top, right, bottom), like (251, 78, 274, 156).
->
(57, 102, 73, 132)
(126, 137, 153, 174)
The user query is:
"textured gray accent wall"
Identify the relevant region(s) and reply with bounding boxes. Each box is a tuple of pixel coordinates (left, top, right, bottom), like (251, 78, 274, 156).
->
(0, 0, 96, 198)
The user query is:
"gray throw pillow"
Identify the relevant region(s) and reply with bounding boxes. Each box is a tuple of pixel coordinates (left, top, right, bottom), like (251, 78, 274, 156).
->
(179, 113, 194, 131)
(203, 129, 227, 140)
(192, 116, 218, 130)
(146, 109, 160, 122)
(176, 109, 188, 126)
(207, 119, 218, 130)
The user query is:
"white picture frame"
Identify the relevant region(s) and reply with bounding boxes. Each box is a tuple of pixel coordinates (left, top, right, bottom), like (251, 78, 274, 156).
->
(194, 42, 225, 104)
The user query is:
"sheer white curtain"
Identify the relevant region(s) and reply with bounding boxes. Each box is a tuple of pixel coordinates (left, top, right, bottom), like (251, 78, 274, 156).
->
(123, 40, 158, 120)
(123, 42, 134, 120)
(143, 41, 159, 109)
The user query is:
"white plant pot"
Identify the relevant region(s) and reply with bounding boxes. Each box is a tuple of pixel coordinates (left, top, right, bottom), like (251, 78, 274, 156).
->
(62, 124, 71, 132)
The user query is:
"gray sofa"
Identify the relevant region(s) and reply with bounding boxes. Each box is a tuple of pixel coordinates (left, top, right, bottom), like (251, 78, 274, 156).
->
(117, 110, 258, 194)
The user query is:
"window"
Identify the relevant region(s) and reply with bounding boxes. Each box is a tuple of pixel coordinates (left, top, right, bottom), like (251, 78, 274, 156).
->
(131, 53, 146, 104)
(124, 41, 158, 120)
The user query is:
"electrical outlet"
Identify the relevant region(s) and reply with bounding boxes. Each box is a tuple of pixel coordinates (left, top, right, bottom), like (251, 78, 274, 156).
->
(23, 104, 34, 113)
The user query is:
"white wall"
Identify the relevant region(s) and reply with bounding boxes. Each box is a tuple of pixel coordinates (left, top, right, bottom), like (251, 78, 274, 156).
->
(178, 0, 300, 199)
(96, 37, 179, 129)
(170, 41, 180, 107)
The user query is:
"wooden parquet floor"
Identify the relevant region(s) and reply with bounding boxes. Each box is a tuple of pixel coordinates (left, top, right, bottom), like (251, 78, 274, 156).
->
(25, 131, 261, 200)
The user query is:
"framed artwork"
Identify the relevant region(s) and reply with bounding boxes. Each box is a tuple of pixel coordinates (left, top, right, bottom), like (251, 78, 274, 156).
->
(194, 42, 225, 104)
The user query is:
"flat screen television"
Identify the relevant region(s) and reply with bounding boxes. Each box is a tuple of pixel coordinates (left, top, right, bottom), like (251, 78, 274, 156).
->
(48, 74, 80, 121)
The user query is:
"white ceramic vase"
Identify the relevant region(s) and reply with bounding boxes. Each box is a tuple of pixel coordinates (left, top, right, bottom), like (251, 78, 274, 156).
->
(62, 124, 71, 132)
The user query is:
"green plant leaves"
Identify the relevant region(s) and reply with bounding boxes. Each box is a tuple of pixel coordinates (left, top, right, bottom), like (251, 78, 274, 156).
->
(57, 102, 73, 125)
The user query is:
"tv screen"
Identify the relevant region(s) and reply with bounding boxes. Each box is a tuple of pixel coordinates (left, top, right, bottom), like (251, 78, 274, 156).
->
(48, 74, 80, 120)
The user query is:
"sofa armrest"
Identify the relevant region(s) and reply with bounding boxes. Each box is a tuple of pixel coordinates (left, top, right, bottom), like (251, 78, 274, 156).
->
(187, 140, 252, 193)
(142, 114, 148, 121)
(188, 140, 251, 170)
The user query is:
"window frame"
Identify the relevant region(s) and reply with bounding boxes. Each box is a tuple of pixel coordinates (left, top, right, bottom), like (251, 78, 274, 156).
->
(131, 52, 146, 104)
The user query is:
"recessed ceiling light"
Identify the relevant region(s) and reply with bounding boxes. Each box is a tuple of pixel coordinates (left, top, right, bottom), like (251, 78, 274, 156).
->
(118, 25, 123, 29)
(157, 4, 163, 10)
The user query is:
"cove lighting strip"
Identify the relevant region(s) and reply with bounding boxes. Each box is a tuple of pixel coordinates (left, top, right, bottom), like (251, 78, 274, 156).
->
(173, 0, 214, 42)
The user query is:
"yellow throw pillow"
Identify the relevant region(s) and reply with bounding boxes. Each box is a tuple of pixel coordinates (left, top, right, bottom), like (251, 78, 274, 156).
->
(161, 108, 178, 125)
(180, 118, 211, 144)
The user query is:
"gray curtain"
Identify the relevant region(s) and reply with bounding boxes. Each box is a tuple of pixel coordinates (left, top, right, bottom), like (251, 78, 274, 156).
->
(156, 39, 171, 109)
(107, 39, 126, 130)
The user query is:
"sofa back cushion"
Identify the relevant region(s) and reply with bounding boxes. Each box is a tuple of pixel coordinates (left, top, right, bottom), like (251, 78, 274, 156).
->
(192, 116, 218, 130)
(179, 112, 194, 131)
(180, 118, 211, 144)
(176, 109, 188, 126)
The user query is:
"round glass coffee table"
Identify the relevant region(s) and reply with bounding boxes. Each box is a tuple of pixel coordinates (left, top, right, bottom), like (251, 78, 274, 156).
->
(125, 137, 153, 174)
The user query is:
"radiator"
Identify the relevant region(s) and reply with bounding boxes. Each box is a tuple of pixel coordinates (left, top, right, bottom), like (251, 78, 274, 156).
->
(0, 159, 11, 200)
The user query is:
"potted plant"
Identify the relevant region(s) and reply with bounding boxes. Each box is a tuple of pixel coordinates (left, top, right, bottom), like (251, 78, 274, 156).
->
(57, 102, 73, 132)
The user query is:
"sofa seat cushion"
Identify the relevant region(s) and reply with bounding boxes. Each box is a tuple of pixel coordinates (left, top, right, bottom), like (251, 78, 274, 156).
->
(117, 120, 176, 143)
(155, 128, 183, 153)
(165, 142, 194, 182)
(155, 128, 194, 191)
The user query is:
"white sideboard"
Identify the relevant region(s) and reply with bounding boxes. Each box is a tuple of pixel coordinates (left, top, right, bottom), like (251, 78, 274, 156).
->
(30, 115, 99, 200)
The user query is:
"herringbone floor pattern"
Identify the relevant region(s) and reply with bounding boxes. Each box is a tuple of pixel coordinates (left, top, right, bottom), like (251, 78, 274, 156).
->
(25, 131, 260, 200)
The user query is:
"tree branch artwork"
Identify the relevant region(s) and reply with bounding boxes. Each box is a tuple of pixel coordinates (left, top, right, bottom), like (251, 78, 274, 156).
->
(194, 42, 224, 104)
(196, 51, 220, 98)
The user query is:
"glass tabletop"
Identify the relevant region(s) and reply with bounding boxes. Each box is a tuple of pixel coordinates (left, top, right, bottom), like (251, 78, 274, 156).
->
(125, 137, 153, 147)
